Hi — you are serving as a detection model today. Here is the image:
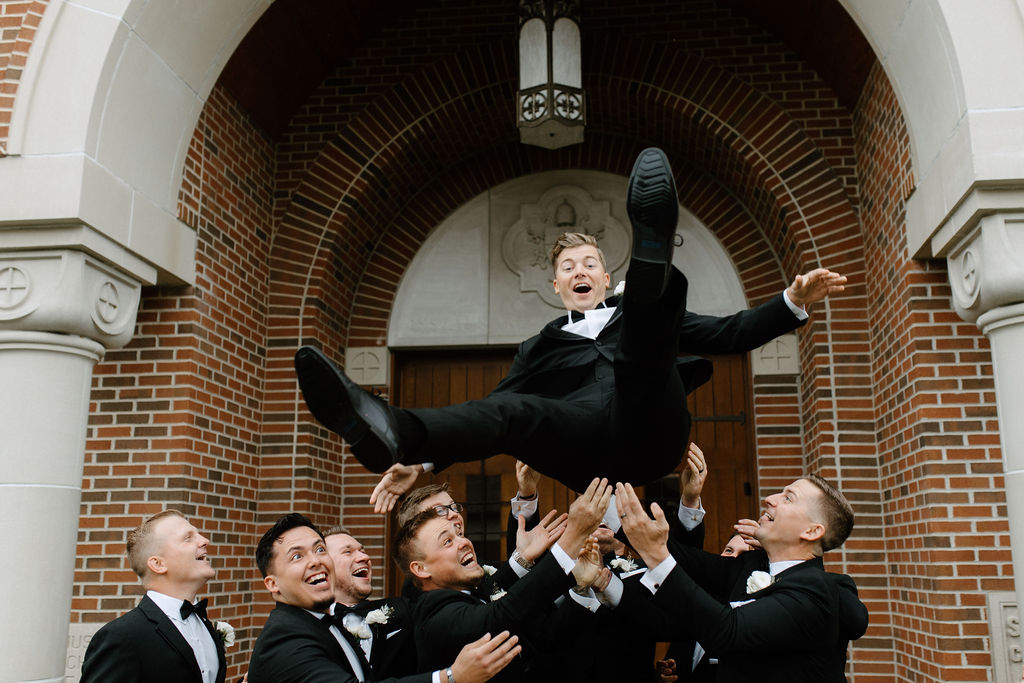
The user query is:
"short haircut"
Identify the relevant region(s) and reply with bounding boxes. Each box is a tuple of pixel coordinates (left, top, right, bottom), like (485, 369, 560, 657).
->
(548, 232, 607, 271)
(805, 473, 855, 552)
(323, 525, 353, 539)
(396, 482, 452, 528)
(256, 513, 324, 578)
(126, 510, 185, 580)
(391, 509, 442, 589)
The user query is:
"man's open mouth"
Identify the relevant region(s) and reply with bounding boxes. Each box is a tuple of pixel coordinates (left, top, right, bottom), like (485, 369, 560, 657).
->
(460, 552, 476, 567)
(306, 572, 328, 585)
(573, 283, 592, 293)
(352, 566, 370, 578)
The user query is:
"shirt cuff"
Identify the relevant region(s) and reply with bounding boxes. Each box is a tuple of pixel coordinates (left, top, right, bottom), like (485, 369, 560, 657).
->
(640, 555, 677, 595)
(510, 496, 539, 521)
(431, 671, 440, 683)
(421, 462, 435, 473)
(782, 288, 808, 321)
(677, 501, 705, 530)
(598, 572, 623, 608)
(550, 542, 577, 574)
(508, 552, 530, 579)
(567, 587, 602, 613)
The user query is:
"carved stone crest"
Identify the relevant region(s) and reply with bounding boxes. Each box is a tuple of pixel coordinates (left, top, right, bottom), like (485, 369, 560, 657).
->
(501, 185, 629, 308)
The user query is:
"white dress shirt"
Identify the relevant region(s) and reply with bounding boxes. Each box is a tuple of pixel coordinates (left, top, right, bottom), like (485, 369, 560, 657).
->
(146, 591, 219, 683)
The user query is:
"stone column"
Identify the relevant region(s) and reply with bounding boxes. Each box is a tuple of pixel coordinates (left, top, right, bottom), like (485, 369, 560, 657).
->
(0, 249, 140, 683)
(947, 212, 1024, 618)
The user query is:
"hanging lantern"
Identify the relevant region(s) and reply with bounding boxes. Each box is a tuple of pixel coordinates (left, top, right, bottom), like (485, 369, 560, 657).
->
(517, 0, 585, 149)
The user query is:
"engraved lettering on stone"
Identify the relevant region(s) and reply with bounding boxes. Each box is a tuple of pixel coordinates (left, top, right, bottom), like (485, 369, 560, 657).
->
(961, 249, 977, 296)
(95, 281, 120, 323)
(0, 265, 30, 309)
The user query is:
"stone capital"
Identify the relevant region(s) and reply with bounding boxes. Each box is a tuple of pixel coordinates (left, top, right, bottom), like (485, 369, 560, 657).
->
(0, 248, 141, 348)
(945, 211, 1024, 323)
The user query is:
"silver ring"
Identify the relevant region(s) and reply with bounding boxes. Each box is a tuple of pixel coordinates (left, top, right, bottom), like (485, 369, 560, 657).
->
(619, 513, 628, 519)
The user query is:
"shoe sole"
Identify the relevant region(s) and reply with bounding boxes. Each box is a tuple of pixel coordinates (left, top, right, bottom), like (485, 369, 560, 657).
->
(294, 346, 397, 473)
(627, 147, 678, 265)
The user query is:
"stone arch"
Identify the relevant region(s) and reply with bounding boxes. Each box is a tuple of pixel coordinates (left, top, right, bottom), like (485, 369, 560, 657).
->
(266, 37, 870, 513)
(3, 0, 270, 282)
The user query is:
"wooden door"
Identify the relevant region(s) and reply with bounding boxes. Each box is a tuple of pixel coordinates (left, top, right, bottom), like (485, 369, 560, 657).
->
(385, 349, 758, 591)
(646, 353, 759, 556)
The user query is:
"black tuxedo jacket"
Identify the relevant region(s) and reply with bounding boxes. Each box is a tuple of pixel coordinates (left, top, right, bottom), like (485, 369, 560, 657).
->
(248, 602, 431, 683)
(492, 293, 802, 399)
(412, 551, 576, 682)
(638, 545, 867, 683)
(353, 597, 418, 678)
(80, 594, 226, 683)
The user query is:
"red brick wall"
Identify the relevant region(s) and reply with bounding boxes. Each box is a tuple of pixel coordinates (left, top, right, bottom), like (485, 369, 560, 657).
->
(0, 0, 48, 155)
(854, 61, 1007, 682)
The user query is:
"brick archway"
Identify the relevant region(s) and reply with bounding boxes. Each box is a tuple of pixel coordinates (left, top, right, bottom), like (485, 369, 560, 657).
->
(262, 36, 873, 585)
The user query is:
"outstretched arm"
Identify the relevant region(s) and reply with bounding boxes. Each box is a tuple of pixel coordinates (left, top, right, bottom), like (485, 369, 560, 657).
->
(369, 463, 424, 513)
(785, 268, 846, 308)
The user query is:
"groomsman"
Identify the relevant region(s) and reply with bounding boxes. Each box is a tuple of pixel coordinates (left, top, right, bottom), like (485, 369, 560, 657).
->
(394, 478, 613, 681)
(616, 475, 868, 683)
(324, 527, 419, 678)
(247, 513, 519, 683)
(81, 510, 225, 683)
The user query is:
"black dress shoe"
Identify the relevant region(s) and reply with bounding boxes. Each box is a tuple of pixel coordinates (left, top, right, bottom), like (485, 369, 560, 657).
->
(294, 346, 401, 473)
(626, 147, 678, 296)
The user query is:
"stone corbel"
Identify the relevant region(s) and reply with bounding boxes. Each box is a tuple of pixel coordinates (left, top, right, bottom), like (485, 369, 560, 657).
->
(0, 248, 141, 348)
(946, 212, 1024, 324)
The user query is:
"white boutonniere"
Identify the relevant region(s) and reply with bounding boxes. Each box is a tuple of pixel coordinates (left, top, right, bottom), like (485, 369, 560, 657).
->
(614, 280, 626, 296)
(213, 621, 236, 648)
(482, 564, 497, 576)
(489, 587, 508, 602)
(342, 613, 373, 640)
(365, 604, 394, 626)
(746, 570, 774, 594)
(609, 556, 638, 573)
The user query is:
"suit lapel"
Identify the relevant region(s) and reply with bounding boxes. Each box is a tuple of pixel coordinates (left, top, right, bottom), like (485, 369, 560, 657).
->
(139, 596, 203, 682)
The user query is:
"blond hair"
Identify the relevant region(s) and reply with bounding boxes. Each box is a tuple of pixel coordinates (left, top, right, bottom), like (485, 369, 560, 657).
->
(548, 232, 607, 271)
(126, 510, 185, 579)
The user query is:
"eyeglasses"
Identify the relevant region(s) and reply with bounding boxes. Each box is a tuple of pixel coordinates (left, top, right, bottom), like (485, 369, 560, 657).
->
(430, 502, 465, 517)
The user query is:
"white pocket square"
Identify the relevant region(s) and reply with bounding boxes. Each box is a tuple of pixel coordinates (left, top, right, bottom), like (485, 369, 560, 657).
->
(385, 628, 402, 640)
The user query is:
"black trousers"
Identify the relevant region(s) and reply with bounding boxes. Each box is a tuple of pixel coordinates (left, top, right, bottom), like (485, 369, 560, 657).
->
(399, 261, 696, 492)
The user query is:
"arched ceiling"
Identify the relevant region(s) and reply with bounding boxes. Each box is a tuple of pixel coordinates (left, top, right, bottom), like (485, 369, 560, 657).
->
(219, 0, 875, 140)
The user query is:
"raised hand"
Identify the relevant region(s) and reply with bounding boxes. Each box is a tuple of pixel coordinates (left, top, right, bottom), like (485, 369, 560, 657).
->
(615, 482, 670, 567)
(369, 463, 422, 513)
(516, 508, 568, 563)
(515, 460, 541, 499)
(785, 268, 847, 307)
(558, 478, 613, 557)
(570, 535, 604, 589)
(450, 631, 522, 683)
(734, 517, 763, 550)
(680, 442, 707, 508)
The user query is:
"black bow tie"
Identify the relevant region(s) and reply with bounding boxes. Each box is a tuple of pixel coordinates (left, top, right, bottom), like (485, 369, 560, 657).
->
(568, 301, 609, 323)
(324, 603, 358, 628)
(180, 598, 208, 621)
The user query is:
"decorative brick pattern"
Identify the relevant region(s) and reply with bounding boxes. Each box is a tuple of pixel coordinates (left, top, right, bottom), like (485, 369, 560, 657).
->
(0, 0, 48, 155)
